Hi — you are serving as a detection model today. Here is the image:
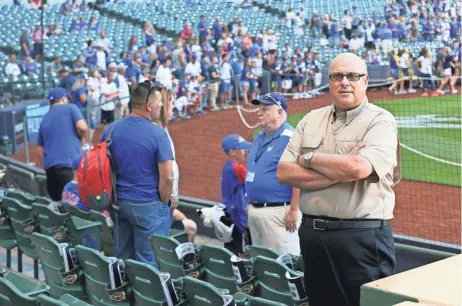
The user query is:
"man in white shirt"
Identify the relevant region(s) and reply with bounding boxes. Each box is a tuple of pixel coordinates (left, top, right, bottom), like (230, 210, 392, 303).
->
(5, 54, 21, 77)
(220, 54, 233, 109)
(156, 57, 173, 89)
(100, 72, 119, 126)
(95, 30, 112, 55)
(95, 41, 107, 71)
(184, 55, 202, 80)
(115, 64, 130, 120)
(349, 34, 363, 51)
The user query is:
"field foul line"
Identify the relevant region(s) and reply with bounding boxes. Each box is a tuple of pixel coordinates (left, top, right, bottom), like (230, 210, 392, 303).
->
(400, 143, 462, 167)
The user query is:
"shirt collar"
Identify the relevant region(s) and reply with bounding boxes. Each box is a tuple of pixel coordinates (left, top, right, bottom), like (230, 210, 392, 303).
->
(331, 97, 368, 125)
(261, 121, 288, 140)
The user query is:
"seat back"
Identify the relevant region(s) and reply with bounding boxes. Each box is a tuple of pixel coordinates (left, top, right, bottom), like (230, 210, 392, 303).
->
(245, 245, 280, 260)
(0, 277, 37, 306)
(4, 190, 36, 205)
(60, 204, 91, 221)
(89, 210, 113, 256)
(182, 276, 229, 306)
(149, 234, 183, 279)
(75, 245, 130, 306)
(31, 233, 87, 301)
(32, 204, 69, 243)
(37, 294, 92, 306)
(124, 259, 169, 306)
(0, 195, 16, 242)
(253, 256, 296, 305)
(198, 245, 236, 294)
(5, 197, 38, 259)
(3, 271, 48, 295)
(68, 216, 101, 250)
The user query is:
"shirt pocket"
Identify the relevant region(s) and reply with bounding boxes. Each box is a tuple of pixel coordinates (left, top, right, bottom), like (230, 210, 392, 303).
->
(336, 140, 360, 155)
(301, 135, 323, 154)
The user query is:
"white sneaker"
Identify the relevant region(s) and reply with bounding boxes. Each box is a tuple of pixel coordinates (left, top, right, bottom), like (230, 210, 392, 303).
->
(451, 90, 458, 94)
(211, 106, 221, 111)
(408, 88, 417, 93)
(398, 90, 406, 95)
(437, 90, 445, 95)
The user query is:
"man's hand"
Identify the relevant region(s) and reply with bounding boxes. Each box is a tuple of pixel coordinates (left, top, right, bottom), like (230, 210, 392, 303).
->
(169, 196, 179, 211)
(349, 142, 366, 155)
(285, 208, 298, 233)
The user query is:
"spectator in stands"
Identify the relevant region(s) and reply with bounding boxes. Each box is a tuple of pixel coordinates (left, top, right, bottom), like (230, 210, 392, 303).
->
(179, 21, 193, 42)
(95, 41, 107, 71)
(19, 28, 31, 58)
(220, 134, 252, 256)
(88, 17, 99, 31)
(246, 93, 300, 255)
(156, 57, 173, 89)
(5, 54, 21, 77)
(208, 56, 220, 111)
(198, 15, 209, 42)
(49, 57, 63, 73)
(72, 55, 88, 74)
(20, 56, 37, 75)
(398, 48, 417, 94)
(100, 72, 118, 126)
(220, 54, 233, 109)
(38, 87, 88, 201)
(96, 30, 112, 56)
(115, 64, 130, 119)
(437, 47, 458, 95)
(61, 151, 89, 212)
(101, 80, 174, 268)
(388, 49, 400, 94)
(416, 48, 438, 97)
(278, 53, 400, 306)
(59, 68, 75, 94)
(31, 23, 44, 60)
(342, 10, 353, 39)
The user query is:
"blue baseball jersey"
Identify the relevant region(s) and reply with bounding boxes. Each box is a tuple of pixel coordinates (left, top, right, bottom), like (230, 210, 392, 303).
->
(221, 160, 248, 233)
(245, 122, 294, 203)
(61, 181, 90, 211)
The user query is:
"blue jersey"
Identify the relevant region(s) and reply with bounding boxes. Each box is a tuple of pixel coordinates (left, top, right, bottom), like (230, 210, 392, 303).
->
(221, 160, 248, 233)
(61, 181, 90, 212)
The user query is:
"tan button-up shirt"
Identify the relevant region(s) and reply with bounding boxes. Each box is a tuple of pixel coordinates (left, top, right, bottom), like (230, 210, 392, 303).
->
(279, 98, 401, 220)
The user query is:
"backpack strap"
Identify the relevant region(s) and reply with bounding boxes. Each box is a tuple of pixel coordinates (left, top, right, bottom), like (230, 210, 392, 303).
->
(105, 120, 119, 208)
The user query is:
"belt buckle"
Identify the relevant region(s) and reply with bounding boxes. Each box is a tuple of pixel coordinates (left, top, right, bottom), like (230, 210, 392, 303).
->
(313, 219, 326, 231)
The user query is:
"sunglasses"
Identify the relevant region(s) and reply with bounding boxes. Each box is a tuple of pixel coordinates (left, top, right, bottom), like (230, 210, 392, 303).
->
(261, 93, 284, 111)
(328, 73, 366, 82)
(139, 80, 169, 104)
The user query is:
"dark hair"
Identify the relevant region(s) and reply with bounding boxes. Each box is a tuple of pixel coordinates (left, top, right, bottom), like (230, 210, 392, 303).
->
(130, 81, 152, 109)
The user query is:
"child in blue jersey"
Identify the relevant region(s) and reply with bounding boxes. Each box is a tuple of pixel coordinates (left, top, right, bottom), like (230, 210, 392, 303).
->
(221, 134, 252, 256)
(61, 151, 90, 212)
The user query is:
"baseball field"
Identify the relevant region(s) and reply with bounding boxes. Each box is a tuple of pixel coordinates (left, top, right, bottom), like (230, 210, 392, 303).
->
(287, 95, 461, 186)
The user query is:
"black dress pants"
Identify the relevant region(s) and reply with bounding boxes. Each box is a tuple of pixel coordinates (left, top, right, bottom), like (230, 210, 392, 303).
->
(46, 165, 74, 201)
(299, 218, 396, 306)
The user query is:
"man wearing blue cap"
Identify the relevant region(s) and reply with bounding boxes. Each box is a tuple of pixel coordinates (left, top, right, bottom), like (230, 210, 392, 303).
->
(245, 92, 301, 255)
(221, 133, 252, 255)
(38, 87, 89, 201)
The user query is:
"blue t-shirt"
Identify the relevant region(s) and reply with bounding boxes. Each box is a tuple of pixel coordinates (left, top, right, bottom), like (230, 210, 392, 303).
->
(101, 116, 174, 202)
(245, 122, 294, 203)
(71, 86, 87, 110)
(221, 160, 248, 233)
(61, 181, 90, 211)
(37, 104, 84, 170)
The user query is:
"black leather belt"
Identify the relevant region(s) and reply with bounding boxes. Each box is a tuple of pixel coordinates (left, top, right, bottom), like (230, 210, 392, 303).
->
(302, 214, 389, 231)
(250, 201, 290, 208)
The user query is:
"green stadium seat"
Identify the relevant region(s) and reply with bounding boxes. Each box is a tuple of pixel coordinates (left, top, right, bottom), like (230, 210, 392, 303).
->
(31, 233, 87, 301)
(5, 190, 36, 206)
(4, 197, 39, 259)
(252, 256, 301, 305)
(32, 204, 69, 244)
(198, 244, 237, 294)
(234, 292, 287, 306)
(245, 245, 280, 260)
(60, 204, 91, 220)
(89, 210, 113, 256)
(149, 234, 184, 279)
(67, 216, 101, 251)
(75, 245, 131, 306)
(182, 276, 234, 306)
(124, 259, 186, 306)
(0, 271, 48, 306)
(37, 294, 92, 306)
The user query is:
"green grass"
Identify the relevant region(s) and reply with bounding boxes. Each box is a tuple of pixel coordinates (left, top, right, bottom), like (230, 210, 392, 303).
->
(280, 95, 461, 186)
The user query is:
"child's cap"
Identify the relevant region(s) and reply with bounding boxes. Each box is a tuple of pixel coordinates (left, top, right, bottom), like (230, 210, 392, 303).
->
(72, 151, 84, 170)
(221, 134, 252, 153)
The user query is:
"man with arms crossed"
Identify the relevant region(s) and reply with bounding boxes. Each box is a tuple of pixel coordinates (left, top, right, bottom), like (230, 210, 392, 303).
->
(277, 53, 400, 306)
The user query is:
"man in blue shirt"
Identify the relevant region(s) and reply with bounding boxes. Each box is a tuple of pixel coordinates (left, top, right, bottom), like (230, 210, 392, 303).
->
(37, 87, 88, 201)
(221, 133, 252, 255)
(100, 80, 174, 268)
(245, 93, 301, 255)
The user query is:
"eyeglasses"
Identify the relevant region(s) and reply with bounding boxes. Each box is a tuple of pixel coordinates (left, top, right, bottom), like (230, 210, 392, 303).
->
(328, 73, 366, 82)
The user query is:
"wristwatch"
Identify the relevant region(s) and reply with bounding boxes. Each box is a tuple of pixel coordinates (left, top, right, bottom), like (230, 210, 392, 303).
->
(304, 152, 314, 169)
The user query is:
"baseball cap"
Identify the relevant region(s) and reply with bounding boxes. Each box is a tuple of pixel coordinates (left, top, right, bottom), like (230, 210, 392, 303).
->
(251, 92, 288, 112)
(47, 87, 67, 102)
(77, 73, 87, 80)
(71, 151, 84, 170)
(221, 134, 252, 153)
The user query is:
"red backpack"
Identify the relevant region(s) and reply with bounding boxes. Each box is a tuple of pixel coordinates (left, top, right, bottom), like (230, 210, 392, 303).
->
(77, 123, 118, 211)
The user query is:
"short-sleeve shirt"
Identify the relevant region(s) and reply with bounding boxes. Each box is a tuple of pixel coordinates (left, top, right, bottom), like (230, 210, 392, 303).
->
(208, 65, 219, 83)
(245, 122, 294, 203)
(37, 104, 84, 170)
(61, 181, 90, 211)
(279, 98, 400, 219)
(221, 160, 247, 233)
(100, 116, 174, 202)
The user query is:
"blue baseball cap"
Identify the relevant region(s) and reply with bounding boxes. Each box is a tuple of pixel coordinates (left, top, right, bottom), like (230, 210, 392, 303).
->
(221, 134, 252, 153)
(71, 151, 84, 170)
(251, 93, 288, 112)
(47, 87, 67, 102)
